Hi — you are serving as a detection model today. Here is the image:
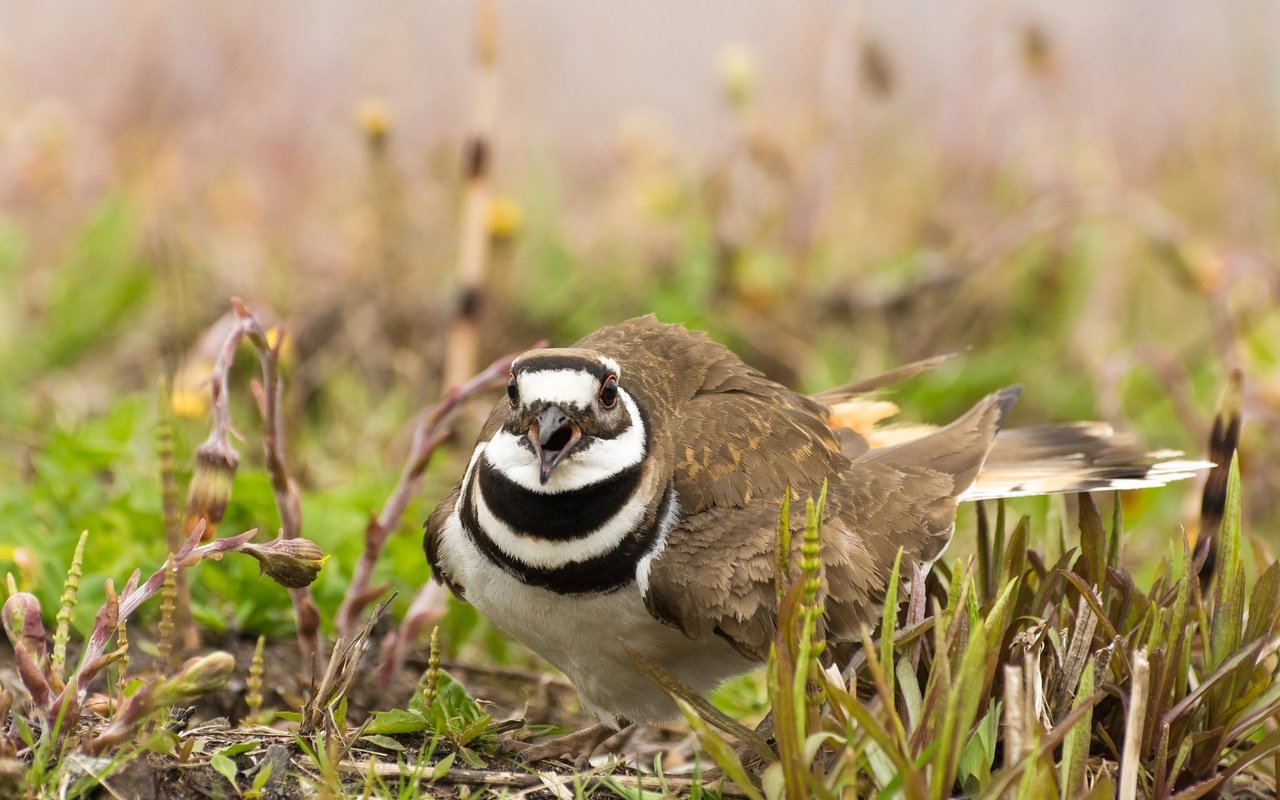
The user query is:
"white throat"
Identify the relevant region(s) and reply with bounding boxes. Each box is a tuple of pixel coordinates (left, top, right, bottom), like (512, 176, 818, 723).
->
(484, 388, 646, 494)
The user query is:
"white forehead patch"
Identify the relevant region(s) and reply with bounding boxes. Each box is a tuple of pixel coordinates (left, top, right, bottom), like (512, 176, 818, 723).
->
(518, 369, 603, 409)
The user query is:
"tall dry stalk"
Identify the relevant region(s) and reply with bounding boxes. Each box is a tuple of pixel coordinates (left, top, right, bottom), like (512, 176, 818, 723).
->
(443, 0, 500, 391)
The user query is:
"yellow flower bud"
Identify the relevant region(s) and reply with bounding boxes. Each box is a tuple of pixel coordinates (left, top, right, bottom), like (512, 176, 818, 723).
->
(356, 98, 393, 147)
(715, 42, 756, 111)
(487, 195, 523, 241)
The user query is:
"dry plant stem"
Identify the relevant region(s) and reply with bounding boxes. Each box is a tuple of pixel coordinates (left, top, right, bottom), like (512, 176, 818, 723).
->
(1002, 663, 1026, 780)
(509, 721, 620, 765)
(1119, 649, 1150, 800)
(783, 9, 861, 291)
(300, 599, 392, 736)
(330, 758, 756, 797)
(205, 304, 245, 463)
(337, 349, 523, 639)
(228, 298, 322, 665)
(443, 0, 499, 390)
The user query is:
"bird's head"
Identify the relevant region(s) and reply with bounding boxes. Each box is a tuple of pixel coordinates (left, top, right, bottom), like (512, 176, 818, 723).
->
(499, 348, 642, 488)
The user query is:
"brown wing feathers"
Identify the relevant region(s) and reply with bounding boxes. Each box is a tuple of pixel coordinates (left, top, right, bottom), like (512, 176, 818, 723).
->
(427, 317, 1200, 664)
(635, 317, 1020, 657)
(643, 389, 1018, 659)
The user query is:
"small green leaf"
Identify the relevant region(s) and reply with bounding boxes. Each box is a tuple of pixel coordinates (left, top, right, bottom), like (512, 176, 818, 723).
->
(1002, 516, 1030, 586)
(14, 716, 33, 748)
(1244, 561, 1280, 646)
(456, 746, 487, 769)
(896, 657, 923, 732)
(215, 740, 260, 758)
(776, 487, 792, 603)
(452, 714, 495, 747)
(934, 601, 987, 798)
(881, 547, 904, 702)
(430, 751, 456, 781)
(1210, 456, 1244, 672)
(1059, 658, 1096, 798)
(362, 734, 405, 752)
(251, 761, 273, 792)
(1078, 493, 1107, 590)
(334, 696, 348, 731)
(364, 708, 431, 735)
(210, 753, 238, 787)
(956, 701, 999, 791)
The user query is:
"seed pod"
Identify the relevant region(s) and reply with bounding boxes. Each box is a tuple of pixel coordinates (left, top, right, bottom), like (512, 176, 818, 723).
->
(155, 652, 236, 706)
(240, 536, 329, 589)
(185, 439, 239, 541)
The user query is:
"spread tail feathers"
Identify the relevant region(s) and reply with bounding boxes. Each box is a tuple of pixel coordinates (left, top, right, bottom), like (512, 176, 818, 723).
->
(962, 423, 1210, 502)
(818, 355, 1211, 500)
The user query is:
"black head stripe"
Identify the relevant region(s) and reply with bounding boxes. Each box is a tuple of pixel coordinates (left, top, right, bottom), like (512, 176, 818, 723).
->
(515, 354, 614, 382)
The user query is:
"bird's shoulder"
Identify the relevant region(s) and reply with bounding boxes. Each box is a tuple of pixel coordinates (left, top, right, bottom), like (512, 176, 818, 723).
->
(424, 479, 467, 600)
(578, 316, 847, 511)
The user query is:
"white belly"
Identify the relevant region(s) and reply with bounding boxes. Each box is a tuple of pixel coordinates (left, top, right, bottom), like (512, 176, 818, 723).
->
(439, 511, 758, 724)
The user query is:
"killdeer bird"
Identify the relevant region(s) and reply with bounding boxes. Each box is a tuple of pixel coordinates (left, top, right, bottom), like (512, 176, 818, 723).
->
(425, 316, 1201, 756)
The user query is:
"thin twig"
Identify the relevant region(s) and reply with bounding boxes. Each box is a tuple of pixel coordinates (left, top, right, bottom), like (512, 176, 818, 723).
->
(337, 349, 526, 640)
(443, 0, 501, 390)
(228, 298, 323, 666)
(331, 757, 756, 797)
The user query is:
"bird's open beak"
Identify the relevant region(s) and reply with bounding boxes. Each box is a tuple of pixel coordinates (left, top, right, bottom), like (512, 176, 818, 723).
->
(528, 404, 583, 484)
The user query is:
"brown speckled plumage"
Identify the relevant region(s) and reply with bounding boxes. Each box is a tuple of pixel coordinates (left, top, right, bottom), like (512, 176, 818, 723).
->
(430, 316, 1012, 658)
(424, 316, 1202, 727)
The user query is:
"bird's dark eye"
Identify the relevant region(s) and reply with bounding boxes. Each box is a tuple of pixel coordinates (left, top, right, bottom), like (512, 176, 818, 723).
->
(507, 372, 518, 406)
(599, 375, 619, 409)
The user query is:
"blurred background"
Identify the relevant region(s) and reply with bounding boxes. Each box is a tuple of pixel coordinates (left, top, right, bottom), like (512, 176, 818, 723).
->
(1, 0, 1278, 644)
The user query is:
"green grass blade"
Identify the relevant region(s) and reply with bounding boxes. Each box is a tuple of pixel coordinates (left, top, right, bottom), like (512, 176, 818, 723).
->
(881, 547, 905, 703)
(932, 578, 988, 799)
(1078, 493, 1107, 591)
(675, 698, 766, 800)
(1209, 456, 1244, 673)
(1058, 657, 1096, 798)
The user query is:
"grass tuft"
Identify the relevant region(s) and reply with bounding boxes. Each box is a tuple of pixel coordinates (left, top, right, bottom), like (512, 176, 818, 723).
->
(665, 456, 1280, 797)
